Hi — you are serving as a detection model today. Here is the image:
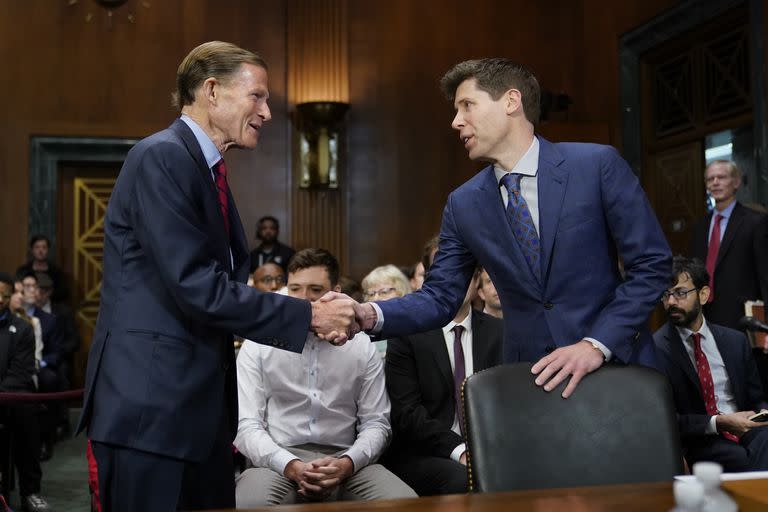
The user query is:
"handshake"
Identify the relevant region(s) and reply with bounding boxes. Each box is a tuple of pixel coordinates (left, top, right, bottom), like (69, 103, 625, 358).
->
(309, 292, 377, 346)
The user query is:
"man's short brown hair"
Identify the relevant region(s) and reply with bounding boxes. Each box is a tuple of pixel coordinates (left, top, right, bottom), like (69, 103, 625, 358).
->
(172, 41, 268, 111)
(440, 58, 541, 125)
(287, 248, 340, 287)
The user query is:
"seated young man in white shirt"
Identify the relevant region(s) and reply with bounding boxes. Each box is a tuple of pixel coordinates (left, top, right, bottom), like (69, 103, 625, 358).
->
(234, 248, 416, 506)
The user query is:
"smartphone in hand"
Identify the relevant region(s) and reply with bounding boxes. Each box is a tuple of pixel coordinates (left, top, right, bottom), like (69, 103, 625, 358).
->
(748, 410, 768, 422)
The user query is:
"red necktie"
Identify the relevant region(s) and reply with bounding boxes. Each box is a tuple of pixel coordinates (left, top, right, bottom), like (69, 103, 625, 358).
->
(691, 333, 739, 443)
(453, 325, 466, 436)
(705, 214, 723, 303)
(214, 159, 230, 239)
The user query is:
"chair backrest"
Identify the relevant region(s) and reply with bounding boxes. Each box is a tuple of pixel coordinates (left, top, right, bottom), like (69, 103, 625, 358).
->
(462, 363, 683, 492)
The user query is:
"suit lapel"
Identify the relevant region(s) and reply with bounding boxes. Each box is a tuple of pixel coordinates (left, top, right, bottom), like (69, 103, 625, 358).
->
(663, 323, 703, 395)
(425, 330, 454, 391)
(536, 138, 567, 285)
(475, 166, 541, 293)
(715, 202, 744, 269)
(472, 312, 492, 370)
(711, 324, 745, 406)
(170, 119, 233, 273)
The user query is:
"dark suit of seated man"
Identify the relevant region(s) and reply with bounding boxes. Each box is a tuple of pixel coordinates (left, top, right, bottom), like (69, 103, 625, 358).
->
(654, 256, 768, 472)
(382, 268, 502, 495)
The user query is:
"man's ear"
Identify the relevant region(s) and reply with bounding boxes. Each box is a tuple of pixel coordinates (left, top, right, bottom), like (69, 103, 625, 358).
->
(333, 285, 342, 293)
(505, 88, 522, 115)
(201, 77, 219, 105)
(699, 285, 711, 304)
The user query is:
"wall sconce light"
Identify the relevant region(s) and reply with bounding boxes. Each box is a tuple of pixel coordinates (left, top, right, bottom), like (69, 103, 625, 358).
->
(296, 101, 349, 189)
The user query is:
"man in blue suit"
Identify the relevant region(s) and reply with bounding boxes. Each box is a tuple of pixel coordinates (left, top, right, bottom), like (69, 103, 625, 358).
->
(78, 41, 357, 511)
(349, 58, 671, 398)
(654, 256, 768, 471)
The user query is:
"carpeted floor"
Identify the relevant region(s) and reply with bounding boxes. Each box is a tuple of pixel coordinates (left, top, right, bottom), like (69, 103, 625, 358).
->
(6, 408, 90, 512)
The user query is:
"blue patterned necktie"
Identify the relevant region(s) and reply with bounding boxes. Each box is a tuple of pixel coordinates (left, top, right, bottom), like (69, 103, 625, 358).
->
(500, 173, 540, 280)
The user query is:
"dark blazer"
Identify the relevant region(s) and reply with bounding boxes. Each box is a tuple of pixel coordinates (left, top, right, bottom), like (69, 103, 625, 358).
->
(691, 202, 768, 329)
(78, 119, 312, 462)
(0, 313, 36, 393)
(30, 306, 62, 369)
(249, 241, 295, 273)
(378, 138, 671, 367)
(653, 321, 768, 438)
(385, 310, 503, 458)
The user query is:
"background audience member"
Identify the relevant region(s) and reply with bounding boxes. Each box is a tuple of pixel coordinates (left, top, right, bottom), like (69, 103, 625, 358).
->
(362, 265, 412, 357)
(234, 248, 416, 506)
(0, 272, 51, 512)
(251, 262, 286, 293)
(690, 160, 768, 330)
(383, 267, 502, 495)
(409, 262, 425, 291)
(20, 272, 65, 461)
(249, 216, 296, 273)
(10, 286, 43, 374)
(16, 235, 70, 305)
(654, 256, 768, 472)
(338, 276, 364, 303)
(477, 269, 503, 319)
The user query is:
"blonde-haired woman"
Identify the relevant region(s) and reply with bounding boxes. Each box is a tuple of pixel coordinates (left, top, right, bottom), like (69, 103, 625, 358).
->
(361, 265, 411, 356)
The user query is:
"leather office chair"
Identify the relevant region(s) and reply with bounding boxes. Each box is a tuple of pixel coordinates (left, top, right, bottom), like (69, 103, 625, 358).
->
(462, 363, 683, 492)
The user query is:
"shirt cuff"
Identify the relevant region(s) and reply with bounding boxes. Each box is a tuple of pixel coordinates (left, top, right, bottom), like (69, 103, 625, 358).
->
(450, 443, 466, 463)
(583, 337, 612, 361)
(706, 415, 718, 435)
(271, 449, 301, 477)
(340, 447, 364, 473)
(369, 302, 384, 333)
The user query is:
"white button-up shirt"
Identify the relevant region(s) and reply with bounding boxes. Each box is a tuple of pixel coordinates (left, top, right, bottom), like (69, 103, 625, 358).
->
(234, 332, 391, 475)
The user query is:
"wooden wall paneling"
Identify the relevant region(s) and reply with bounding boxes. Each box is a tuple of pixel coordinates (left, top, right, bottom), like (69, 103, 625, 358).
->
(0, 0, 289, 273)
(287, 0, 349, 270)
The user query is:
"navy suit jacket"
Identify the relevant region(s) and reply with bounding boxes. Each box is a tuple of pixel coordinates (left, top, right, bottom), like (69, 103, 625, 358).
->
(384, 310, 503, 459)
(78, 119, 312, 462)
(654, 321, 768, 438)
(378, 137, 671, 366)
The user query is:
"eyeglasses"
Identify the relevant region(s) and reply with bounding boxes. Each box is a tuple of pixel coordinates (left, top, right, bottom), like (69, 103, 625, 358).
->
(364, 287, 398, 300)
(660, 287, 698, 302)
(259, 276, 285, 286)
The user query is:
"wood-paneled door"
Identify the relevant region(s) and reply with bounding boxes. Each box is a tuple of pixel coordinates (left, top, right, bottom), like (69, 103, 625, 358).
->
(56, 162, 120, 388)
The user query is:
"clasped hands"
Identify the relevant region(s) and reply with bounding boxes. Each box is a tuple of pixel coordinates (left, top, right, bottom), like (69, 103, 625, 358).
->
(310, 292, 376, 346)
(284, 456, 354, 500)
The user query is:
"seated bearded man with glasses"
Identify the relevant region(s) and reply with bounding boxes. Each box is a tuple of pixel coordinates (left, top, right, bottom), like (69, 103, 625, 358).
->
(653, 256, 768, 472)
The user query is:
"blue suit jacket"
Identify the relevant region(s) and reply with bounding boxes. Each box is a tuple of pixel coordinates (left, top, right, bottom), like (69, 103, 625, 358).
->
(378, 138, 671, 366)
(654, 321, 768, 437)
(78, 119, 312, 462)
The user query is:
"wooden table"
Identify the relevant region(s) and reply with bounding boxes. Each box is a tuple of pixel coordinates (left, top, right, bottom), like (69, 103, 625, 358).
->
(204, 478, 768, 512)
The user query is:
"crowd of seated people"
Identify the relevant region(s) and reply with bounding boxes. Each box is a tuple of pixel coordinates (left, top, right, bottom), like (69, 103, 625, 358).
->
(6, 163, 768, 510)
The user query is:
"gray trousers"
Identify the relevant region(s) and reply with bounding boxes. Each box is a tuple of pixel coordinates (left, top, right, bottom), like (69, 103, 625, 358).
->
(235, 444, 417, 507)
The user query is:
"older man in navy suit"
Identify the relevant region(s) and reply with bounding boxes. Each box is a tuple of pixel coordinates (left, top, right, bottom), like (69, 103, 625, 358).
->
(345, 58, 671, 398)
(78, 41, 358, 512)
(654, 256, 768, 471)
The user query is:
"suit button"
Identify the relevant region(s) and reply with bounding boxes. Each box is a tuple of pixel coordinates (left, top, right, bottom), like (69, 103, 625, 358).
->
(544, 302, 554, 310)
(545, 346, 555, 354)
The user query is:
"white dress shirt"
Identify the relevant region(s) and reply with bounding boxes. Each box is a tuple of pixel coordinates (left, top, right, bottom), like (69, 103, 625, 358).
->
(676, 318, 738, 434)
(234, 332, 391, 476)
(442, 311, 475, 462)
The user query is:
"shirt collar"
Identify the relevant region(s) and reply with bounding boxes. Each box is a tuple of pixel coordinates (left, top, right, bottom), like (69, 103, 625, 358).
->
(180, 114, 223, 169)
(494, 136, 540, 184)
(442, 309, 473, 337)
(675, 316, 713, 345)
(715, 200, 737, 220)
